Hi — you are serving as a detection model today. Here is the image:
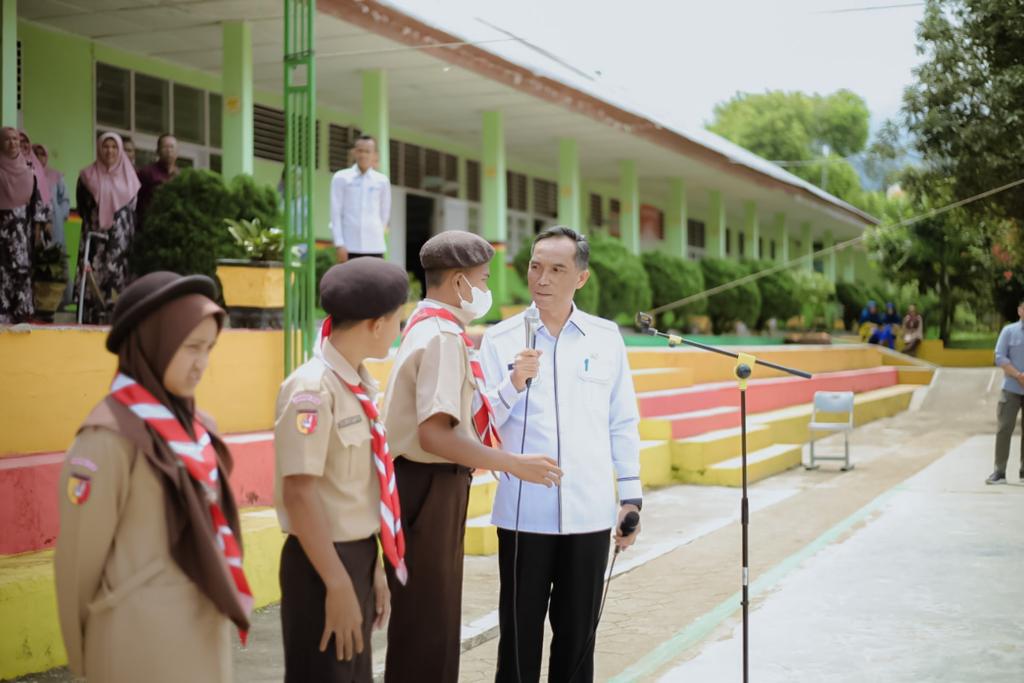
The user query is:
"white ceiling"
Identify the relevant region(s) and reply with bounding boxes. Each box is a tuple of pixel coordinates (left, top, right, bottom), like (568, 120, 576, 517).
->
(19, 0, 868, 235)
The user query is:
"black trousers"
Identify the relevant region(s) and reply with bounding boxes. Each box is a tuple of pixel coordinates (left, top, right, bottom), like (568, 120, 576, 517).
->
(385, 458, 472, 683)
(495, 528, 610, 683)
(280, 534, 377, 683)
(348, 252, 384, 259)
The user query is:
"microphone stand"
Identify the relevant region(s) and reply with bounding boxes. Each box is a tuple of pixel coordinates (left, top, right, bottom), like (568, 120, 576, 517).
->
(635, 313, 811, 683)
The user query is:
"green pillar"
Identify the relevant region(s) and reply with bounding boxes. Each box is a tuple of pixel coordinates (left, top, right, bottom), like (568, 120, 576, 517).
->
(666, 178, 687, 259)
(482, 111, 508, 309)
(222, 21, 253, 181)
(1, 0, 17, 126)
(800, 221, 813, 271)
(362, 69, 389, 177)
(841, 247, 856, 282)
(743, 200, 760, 260)
(620, 160, 640, 254)
(558, 138, 581, 229)
(823, 230, 836, 283)
(773, 212, 788, 263)
(708, 190, 726, 259)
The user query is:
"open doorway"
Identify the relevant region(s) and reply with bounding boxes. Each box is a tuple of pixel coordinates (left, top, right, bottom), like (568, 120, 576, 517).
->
(406, 194, 435, 295)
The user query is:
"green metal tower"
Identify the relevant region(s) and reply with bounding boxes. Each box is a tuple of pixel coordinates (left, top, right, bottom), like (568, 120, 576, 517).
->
(282, 0, 317, 374)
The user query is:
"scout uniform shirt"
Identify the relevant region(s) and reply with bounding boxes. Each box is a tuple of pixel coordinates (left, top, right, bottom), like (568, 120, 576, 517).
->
(55, 426, 233, 683)
(274, 340, 380, 542)
(381, 299, 481, 461)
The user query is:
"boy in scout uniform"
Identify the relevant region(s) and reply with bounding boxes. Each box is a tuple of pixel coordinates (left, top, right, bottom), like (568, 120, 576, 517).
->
(381, 231, 562, 683)
(274, 258, 409, 682)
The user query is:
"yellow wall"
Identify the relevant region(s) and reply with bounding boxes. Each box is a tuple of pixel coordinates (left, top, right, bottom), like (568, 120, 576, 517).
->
(916, 340, 993, 368)
(0, 327, 283, 455)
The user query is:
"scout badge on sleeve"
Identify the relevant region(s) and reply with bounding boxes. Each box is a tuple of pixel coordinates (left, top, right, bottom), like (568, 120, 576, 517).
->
(296, 410, 318, 435)
(67, 474, 92, 505)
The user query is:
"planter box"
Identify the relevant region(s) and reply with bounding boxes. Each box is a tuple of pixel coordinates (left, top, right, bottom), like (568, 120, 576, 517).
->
(33, 281, 65, 315)
(216, 259, 285, 329)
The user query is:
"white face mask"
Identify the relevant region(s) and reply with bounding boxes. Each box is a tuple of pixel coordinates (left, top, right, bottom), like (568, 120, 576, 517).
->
(457, 277, 493, 319)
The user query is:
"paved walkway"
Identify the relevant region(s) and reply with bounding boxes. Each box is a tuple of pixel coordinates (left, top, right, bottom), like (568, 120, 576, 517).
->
(13, 369, 1018, 682)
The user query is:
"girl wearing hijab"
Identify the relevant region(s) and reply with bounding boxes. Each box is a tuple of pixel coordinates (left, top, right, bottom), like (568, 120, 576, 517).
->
(0, 127, 53, 323)
(32, 143, 71, 248)
(55, 271, 253, 682)
(75, 131, 141, 323)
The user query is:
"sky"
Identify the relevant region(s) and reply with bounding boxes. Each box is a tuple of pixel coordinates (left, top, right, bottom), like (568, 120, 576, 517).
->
(387, 0, 927, 140)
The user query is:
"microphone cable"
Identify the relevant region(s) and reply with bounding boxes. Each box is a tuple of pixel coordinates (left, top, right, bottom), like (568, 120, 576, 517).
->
(511, 376, 531, 683)
(564, 510, 639, 683)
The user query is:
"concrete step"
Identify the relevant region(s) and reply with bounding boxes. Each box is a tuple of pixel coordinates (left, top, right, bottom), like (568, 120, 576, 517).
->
(677, 443, 803, 487)
(639, 406, 741, 440)
(631, 367, 693, 392)
(671, 424, 775, 473)
(639, 440, 673, 487)
(465, 514, 498, 556)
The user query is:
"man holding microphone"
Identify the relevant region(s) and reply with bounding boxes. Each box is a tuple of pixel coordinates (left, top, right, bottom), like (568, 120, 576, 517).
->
(480, 226, 643, 682)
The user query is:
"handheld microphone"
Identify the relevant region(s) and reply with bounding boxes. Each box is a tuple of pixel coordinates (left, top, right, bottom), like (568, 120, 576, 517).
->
(619, 510, 640, 537)
(523, 308, 541, 388)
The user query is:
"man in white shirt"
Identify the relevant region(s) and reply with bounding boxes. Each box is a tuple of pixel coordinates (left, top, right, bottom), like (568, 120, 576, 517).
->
(479, 226, 642, 683)
(330, 135, 391, 262)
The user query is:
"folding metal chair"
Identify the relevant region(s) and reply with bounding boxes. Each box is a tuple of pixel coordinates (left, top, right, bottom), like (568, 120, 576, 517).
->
(806, 390, 855, 471)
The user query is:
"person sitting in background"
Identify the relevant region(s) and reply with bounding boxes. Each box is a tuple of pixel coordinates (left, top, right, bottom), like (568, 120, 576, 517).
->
(75, 132, 141, 323)
(122, 135, 137, 169)
(902, 304, 923, 354)
(136, 134, 179, 230)
(868, 301, 900, 349)
(858, 300, 882, 342)
(0, 127, 52, 323)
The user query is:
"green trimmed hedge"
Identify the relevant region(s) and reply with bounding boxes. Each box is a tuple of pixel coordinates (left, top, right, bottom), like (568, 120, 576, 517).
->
(700, 258, 761, 334)
(640, 251, 705, 329)
(745, 259, 801, 329)
(587, 232, 651, 320)
(131, 170, 282, 282)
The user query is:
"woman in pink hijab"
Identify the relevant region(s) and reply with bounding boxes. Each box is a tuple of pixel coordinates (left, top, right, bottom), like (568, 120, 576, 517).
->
(1, 127, 53, 323)
(75, 132, 141, 323)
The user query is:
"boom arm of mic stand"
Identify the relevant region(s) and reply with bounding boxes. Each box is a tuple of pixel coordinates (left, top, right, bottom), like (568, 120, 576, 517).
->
(634, 312, 812, 380)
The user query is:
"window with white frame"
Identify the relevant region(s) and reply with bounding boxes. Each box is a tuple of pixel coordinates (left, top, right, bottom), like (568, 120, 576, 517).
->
(94, 62, 222, 171)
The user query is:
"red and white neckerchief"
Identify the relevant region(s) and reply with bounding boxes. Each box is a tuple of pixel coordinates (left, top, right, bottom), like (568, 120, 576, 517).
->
(316, 319, 408, 584)
(109, 373, 254, 644)
(401, 304, 503, 448)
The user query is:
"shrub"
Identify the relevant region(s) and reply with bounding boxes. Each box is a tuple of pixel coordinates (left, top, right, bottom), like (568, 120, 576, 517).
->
(641, 251, 705, 329)
(131, 169, 241, 279)
(587, 232, 651, 320)
(700, 258, 761, 334)
(745, 259, 801, 330)
(792, 270, 836, 330)
(314, 245, 335, 296)
(225, 217, 283, 262)
(132, 171, 285, 281)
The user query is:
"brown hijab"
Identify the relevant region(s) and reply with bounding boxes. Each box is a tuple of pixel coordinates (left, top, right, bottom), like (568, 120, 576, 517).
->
(82, 293, 250, 632)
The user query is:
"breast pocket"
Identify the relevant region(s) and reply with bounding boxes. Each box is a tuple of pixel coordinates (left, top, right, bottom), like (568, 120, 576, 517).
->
(334, 421, 373, 481)
(577, 352, 614, 418)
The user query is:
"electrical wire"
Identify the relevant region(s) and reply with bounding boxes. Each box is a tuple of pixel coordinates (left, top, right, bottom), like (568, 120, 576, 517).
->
(648, 176, 1024, 317)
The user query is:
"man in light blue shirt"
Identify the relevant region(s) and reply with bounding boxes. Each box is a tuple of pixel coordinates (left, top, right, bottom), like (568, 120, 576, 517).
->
(480, 226, 641, 682)
(989, 298, 1024, 484)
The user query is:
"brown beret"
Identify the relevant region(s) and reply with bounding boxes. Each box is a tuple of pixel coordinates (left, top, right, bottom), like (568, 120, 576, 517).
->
(419, 231, 495, 271)
(107, 271, 221, 353)
(320, 258, 409, 323)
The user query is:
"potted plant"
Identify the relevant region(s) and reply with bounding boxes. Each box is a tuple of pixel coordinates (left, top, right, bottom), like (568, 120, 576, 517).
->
(33, 240, 68, 320)
(217, 217, 285, 329)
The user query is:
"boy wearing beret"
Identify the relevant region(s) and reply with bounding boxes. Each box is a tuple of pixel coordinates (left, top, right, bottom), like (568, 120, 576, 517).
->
(274, 258, 410, 683)
(381, 231, 562, 682)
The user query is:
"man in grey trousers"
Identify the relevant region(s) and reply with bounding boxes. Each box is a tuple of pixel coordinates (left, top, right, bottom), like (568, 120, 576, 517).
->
(990, 298, 1024, 484)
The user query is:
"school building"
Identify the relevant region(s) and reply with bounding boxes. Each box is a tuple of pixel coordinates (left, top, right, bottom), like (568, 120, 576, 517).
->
(3, 0, 877, 309)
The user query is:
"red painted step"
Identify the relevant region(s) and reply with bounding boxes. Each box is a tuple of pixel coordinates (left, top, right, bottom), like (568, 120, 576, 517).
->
(0, 433, 274, 556)
(637, 367, 899, 419)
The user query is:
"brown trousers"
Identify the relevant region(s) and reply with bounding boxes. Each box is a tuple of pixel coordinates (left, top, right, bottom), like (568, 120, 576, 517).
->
(384, 458, 472, 683)
(280, 534, 377, 683)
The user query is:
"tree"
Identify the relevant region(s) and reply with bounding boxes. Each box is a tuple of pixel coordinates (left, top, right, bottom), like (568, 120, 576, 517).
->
(903, 0, 1024, 223)
(708, 89, 870, 204)
(865, 171, 996, 343)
